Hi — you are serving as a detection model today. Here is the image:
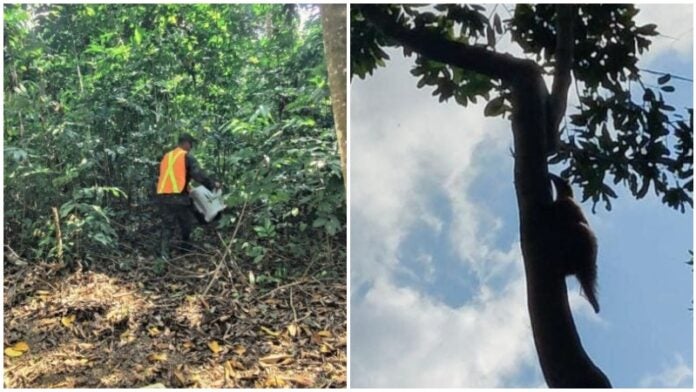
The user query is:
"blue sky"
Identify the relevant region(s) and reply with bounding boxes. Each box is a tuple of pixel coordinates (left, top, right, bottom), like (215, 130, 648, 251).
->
(350, 4, 693, 388)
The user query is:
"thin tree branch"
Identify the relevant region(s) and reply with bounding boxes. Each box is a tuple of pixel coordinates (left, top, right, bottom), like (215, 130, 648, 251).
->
(547, 5, 575, 155)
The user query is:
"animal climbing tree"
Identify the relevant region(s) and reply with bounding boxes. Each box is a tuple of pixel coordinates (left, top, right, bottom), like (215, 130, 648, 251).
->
(352, 4, 692, 387)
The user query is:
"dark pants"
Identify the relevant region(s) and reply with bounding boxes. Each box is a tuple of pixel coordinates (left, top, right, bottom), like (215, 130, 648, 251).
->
(159, 203, 194, 258)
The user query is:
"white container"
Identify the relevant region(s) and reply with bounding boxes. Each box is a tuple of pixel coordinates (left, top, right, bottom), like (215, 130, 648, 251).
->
(190, 185, 226, 222)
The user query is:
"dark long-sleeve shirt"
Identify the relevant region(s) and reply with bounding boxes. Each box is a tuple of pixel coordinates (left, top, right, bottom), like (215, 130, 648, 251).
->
(183, 153, 216, 192)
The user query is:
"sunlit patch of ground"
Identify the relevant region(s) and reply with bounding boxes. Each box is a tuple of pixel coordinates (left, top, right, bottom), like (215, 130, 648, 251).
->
(4, 258, 346, 387)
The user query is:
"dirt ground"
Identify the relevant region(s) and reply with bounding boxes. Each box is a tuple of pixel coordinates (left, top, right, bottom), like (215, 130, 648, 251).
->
(3, 254, 346, 388)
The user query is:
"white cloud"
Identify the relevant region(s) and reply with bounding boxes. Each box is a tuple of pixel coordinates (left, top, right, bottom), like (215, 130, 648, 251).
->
(415, 253, 436, 283)
(351, 45, 517, 279)
(639, 353, 694, 388)
(351, 273, 537, 388)
(444, 171, 521, 281)
(420, 211, 444, 233)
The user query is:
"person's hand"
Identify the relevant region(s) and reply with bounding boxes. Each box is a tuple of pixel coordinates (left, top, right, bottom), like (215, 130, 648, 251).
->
(215, 181, 222, 189)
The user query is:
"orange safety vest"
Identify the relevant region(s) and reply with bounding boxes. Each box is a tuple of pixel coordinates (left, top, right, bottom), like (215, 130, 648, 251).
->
(157, 147, 187, 194)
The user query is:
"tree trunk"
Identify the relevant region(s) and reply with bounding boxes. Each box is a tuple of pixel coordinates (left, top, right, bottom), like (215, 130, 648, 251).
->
(510, 68, 611, 388)
(320, 4, 348, 189)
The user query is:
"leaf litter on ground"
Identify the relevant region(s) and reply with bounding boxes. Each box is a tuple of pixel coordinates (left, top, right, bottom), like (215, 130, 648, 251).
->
(3, 254, 346, 388)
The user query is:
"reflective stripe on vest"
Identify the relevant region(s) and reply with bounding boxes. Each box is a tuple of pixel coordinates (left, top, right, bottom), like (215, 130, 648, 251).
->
(157, 147, 187, 194)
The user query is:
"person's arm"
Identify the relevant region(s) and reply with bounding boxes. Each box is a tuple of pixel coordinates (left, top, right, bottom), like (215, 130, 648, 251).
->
(186, 154, 217, 191)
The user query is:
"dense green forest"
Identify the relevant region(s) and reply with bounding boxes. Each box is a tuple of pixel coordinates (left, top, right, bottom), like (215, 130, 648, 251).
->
(4, 4, 346, 387)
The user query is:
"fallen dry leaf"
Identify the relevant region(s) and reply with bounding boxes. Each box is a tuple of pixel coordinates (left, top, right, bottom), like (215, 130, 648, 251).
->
(320, 344, 332, 353)
(37, 318, 57, 327)
(188, 371, 202, 386)
(232, 344, 246, 356)
(287, 323, 298, 337)
(323, 362, 336, 373)
(260, 326, 280, 337)
(61, 314, 76, 327)
(223, 360, 235, 380)
(64, 358, 89, 366)
(4, 348, 24, 357)
(301, 324, 312, 337)
(12, 341, 29, 352)
(283, 374, 314, 387)
(173, 370, 187, 385)
(207, 340, 222, 354)
(147, 353, 168, 362)
(331, 373, 347, 384)
(120, 330, 135, 345)
(226, 358, 244, 370)
(262, 374, 287, 387)
(5, 341, 30, 357)
(148, 326, 160, 337)
(259, 353, 291, 365)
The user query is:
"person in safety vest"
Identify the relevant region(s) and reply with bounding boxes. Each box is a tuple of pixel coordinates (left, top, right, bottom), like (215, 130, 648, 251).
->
(156, 133, 219, 258)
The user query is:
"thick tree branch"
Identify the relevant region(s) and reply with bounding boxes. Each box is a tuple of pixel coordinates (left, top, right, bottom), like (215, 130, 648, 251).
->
(547, 5, 575, 155)
(360, 5, 540, 88)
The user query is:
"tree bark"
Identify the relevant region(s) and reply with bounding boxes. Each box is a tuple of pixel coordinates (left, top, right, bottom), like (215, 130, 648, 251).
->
(320, 4, 348, 189)
(511, 72, 611, 388)
(362, 5, 611, 387)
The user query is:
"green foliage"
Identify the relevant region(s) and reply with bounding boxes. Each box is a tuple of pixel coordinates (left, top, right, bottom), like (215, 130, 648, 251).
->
(351, 4, 692, 212)
(510, 5, 655, 88)
(53, 191, 121, 261)
(4, 4, 345, 272)
(555, 92, 692, 212)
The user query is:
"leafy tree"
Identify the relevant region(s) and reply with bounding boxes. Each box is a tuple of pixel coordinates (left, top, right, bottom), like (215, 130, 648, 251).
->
(352, 4, 691, 387)
(4, 4, 345, 281)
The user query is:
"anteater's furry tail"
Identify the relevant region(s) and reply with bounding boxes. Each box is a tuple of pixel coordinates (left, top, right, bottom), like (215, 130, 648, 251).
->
(578, 269, 600, 313)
